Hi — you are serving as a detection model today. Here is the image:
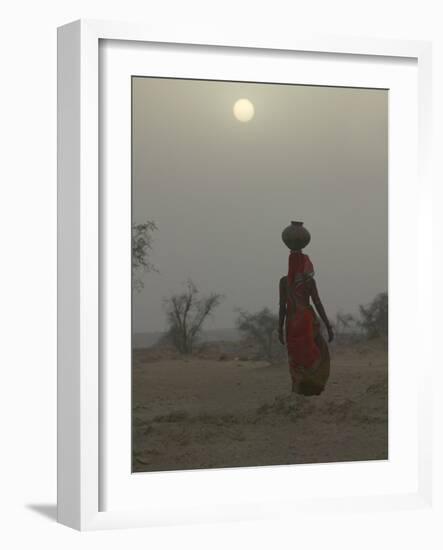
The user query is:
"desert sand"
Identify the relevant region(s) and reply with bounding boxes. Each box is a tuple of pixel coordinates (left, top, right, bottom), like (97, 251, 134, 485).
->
(132, 341, 388, 472)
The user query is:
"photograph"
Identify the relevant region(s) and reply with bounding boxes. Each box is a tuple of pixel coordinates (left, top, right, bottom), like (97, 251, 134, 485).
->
(131, 76, 388, 473)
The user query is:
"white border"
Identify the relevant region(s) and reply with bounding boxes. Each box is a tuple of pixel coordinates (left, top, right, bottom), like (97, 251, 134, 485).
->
(57, 20, 433, 530)
(102, 40, 418, 511)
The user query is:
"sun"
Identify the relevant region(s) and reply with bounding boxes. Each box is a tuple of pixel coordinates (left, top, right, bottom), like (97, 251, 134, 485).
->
(233, 98, 255, 122)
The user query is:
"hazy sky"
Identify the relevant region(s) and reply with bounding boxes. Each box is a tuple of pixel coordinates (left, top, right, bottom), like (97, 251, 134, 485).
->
(132, 77, 387, 333)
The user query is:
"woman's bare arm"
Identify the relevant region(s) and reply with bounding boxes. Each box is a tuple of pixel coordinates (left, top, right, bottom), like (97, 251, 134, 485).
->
(278, 277, 287, 344)
(308, 277, 334, 342)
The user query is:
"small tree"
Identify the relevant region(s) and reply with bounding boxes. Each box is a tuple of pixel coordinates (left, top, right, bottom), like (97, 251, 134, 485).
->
(334, 311, 358, 338)
(163, 280, 223, 354)
(358, 292, 388, 340)
(236, 308, 280, 363)
(132, 220, 157, 291)
(336, 312, 355, 333)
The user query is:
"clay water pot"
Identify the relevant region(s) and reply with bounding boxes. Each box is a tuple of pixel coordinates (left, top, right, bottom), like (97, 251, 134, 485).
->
(281, 221, 311, 251)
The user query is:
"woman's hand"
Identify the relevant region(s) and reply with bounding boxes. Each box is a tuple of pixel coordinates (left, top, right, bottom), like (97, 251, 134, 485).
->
(326, 325, 334, 343)
(278, 328, 285, 345)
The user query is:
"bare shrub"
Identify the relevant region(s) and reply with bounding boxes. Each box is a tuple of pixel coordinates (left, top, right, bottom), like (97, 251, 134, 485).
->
(163, 280, 223, 354)
(236, 307, 283, 363)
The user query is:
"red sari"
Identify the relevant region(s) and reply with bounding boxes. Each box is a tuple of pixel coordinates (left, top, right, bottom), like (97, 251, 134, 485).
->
(285, 251, 321, 383)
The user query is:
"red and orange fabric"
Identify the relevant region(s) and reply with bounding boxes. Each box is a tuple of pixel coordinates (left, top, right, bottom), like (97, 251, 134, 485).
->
(285, 251, 321, 380)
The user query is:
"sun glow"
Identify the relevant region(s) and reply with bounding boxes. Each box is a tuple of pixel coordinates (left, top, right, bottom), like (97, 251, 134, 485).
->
(233, 98, 255, 122)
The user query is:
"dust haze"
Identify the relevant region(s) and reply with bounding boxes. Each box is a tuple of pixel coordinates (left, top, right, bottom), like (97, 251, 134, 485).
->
(132, 77, 387, 334)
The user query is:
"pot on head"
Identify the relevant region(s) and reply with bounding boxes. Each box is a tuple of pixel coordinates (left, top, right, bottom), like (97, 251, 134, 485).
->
(281, 221, 311, 251)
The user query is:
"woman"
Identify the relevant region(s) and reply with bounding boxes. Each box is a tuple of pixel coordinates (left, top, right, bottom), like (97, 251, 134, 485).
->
(279, 224, 334, 396)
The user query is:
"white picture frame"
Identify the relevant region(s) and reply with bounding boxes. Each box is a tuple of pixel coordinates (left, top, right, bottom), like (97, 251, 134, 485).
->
(57, 19, 434, 531)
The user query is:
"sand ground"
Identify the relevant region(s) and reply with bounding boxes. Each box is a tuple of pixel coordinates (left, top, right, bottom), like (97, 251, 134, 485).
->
(132, 343, 388, 472)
